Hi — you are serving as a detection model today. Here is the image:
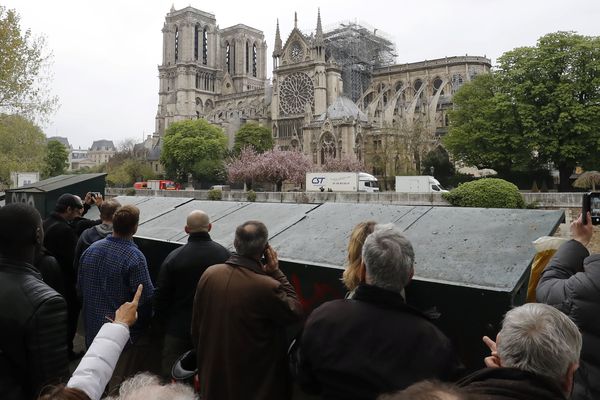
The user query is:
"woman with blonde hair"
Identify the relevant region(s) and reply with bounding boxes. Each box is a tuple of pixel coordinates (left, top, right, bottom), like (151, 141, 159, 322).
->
(342, 221, 377, 297)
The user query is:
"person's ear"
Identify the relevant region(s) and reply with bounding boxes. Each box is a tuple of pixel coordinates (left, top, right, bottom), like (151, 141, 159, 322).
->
(562, 362, 579, 395)
(184, 226, 190, 234)
(360, 261, 367, 283)
(208, 223, 212, 232)
(35, 227, 43, 246)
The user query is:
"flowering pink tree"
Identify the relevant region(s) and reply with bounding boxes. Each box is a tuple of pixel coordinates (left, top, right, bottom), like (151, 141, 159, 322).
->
(225, 146, 260, 189)
(322, 155, 365, 172)
(255, 149, 314, 191)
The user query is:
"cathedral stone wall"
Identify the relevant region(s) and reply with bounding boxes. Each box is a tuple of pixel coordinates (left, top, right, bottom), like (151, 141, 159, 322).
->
(155, 6, 269, 140)
(154, 7, 491, 177)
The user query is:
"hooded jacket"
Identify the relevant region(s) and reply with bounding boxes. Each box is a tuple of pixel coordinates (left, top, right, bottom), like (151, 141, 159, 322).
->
(74, 223, 112, 270)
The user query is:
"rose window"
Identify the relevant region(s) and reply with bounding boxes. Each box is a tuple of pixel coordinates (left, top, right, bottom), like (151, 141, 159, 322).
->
(279, 72, 314, 115)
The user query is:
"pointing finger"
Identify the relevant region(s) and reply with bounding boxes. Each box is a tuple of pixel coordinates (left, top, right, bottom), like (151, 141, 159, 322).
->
(132, 284, 143, 305)
(482, 336, 497, 352)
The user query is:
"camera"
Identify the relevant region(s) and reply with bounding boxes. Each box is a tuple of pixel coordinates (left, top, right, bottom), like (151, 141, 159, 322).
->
(582, 192, 600, 225)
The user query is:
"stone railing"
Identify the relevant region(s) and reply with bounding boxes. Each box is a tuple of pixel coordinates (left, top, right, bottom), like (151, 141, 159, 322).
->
(107, 188, 449, 205)
(106, 189, 587, 209)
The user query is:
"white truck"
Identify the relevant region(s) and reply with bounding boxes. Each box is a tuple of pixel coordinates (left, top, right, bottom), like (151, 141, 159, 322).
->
(395, 176, 448, 193)
(306, 172, 379, 192)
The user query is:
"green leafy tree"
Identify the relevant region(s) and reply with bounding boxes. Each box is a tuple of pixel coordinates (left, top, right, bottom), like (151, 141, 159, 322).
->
(233, 122, 274, 154)
(499, 32, 600, 190)
(43, 139, 68, 177)
(0, 6, 58, 121)
(107, 159, 155, 187)
(160, 119, 228, 182)
(444, 73, 529, 174)
(0, 114, 46, 187)
(421, 145, 455, 187)
(444, 32, 600, 191)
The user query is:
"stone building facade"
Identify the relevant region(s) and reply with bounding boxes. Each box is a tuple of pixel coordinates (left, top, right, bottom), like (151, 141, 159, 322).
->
(155, 6, 270, 146)
(154, 6, 491, 177)
(88, 140, 116, 166)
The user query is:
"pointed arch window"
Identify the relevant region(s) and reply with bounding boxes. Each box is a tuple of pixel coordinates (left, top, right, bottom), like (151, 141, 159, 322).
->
(202, 28, 208, 65)
(253, 43, 257, 77)
(194, 24, 200, 61)
(226, 42, 231, 73)
(320, 132, 336, 164)
(231, 43, 235, 73)
(174, 27, 179, 62)
(246, 42, 250, 73)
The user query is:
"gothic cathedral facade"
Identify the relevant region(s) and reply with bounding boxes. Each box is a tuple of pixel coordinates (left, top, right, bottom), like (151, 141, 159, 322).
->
(155, 6, 491, 177)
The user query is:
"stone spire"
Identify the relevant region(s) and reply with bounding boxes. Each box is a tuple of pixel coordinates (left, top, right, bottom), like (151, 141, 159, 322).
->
(315, 8, 324, 45)
(273, 19, 282, 57)
(170, 3, 175, 12)
(294, 12, 298, 29)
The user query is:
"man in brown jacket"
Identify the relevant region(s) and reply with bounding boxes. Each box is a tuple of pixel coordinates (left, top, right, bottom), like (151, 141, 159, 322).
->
(191, 220, 302, 400)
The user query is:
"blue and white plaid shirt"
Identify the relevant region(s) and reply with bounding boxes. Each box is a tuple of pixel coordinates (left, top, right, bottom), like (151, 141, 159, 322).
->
(78, 235, 154, 347)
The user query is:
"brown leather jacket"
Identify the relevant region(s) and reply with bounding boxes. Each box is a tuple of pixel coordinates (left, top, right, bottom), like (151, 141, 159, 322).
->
(191, 254, 303, 400)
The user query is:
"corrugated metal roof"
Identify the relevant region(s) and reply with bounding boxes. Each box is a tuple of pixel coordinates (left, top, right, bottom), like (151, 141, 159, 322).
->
(110, 196, 563, 293)
(7, 173, 107, 193)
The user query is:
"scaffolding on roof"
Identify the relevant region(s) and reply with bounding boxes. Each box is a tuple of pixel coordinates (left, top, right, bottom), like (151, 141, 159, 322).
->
(324, 21, 397, 102)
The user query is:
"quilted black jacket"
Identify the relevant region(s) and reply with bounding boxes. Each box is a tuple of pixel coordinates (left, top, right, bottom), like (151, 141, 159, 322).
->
(537, 239, 600, 400)
(0, 259, 69, 400)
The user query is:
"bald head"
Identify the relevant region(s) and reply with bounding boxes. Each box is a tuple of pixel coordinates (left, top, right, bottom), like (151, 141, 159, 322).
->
(186, 210, 211, 234)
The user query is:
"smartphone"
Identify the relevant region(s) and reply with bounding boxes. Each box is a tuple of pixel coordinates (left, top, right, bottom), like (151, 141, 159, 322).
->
(582, 192, 600, 225)
(260, 243, 270, 264)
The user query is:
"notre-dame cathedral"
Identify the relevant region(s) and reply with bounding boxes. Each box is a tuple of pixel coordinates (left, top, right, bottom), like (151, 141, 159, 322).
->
(154, 6, 490, 176)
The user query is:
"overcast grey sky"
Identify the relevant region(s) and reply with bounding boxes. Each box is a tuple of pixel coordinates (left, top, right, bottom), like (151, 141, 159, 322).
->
(4, 0, 599, 149)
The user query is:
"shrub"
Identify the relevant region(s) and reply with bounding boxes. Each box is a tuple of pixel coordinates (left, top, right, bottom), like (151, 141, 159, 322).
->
(246, 190, 257, 202)
(125, 188, 137, 196)
(208, 189, 222, 201)
(442, 178, 524, 209)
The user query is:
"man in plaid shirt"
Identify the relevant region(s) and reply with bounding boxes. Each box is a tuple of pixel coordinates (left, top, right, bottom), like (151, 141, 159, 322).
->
(78, 204, 154, 388)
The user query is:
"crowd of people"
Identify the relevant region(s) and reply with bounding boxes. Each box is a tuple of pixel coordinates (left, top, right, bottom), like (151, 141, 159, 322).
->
(0, 192, 599, 400)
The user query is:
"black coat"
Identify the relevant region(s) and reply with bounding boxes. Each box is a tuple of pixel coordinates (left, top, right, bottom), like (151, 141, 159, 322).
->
(536, 239, 600, 400)
(154, 232, 231, 338)
(43, 213, 78, 291)
(294, 284, 462, 400)
(0, 259, 69, 400)
(34, 249, 66, 297)
(457, 367, 567, 400)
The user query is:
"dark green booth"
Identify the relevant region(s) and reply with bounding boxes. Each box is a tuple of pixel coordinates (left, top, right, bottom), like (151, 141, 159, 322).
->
(106, 196, 563, 371)
(5, 173, 107, 218)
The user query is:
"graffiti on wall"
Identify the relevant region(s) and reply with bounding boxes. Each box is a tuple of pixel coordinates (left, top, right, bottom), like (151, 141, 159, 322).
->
(290, 273, 345, 313)
(10, 192, 35, 207)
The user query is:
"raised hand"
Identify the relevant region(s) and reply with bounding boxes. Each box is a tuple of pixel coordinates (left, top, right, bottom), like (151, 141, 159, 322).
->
(115, 284, 143, 327)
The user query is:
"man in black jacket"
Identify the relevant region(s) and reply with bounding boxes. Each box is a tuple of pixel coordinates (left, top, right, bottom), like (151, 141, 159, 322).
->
(0, 203, 69, 400)
(295, 224, 461, 400)
(537, 212, 600, 400)
(154, 209, 230, 376)
(43, 193, 84, 359)
(458, 303, 581, 400)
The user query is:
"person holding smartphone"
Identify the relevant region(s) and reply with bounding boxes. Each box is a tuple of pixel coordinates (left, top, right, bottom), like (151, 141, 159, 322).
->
(537, 212, 600, 400)
(191, 220, 302, 400)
